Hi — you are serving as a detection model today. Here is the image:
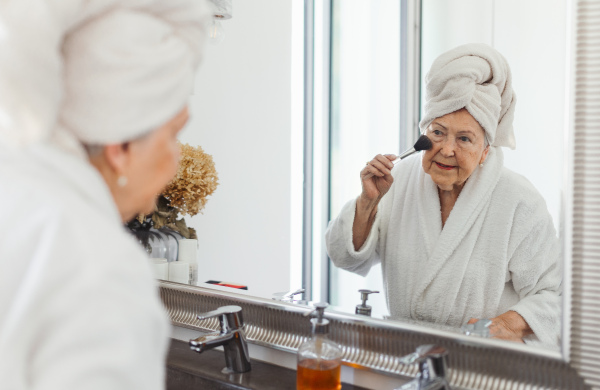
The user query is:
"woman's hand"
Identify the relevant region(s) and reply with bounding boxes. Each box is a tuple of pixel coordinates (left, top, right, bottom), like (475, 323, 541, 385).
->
(360, 154, 396, 202)
(352, 154, 396, 251)
(468, 311, 533, 343)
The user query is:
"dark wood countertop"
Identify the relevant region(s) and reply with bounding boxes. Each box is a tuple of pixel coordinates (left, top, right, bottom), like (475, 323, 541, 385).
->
(167, 338, 370, 390)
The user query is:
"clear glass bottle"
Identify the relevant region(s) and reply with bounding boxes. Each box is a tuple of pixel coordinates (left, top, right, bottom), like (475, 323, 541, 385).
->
(297, 303, 342, 390)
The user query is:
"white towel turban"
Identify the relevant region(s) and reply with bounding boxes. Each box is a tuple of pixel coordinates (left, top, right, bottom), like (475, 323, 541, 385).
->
(419, 43, 517, 149)
(0, 0, 210, 149)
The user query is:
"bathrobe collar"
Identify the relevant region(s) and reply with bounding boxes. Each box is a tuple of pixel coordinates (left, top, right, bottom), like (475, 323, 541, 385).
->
(412, 147, 504, 322)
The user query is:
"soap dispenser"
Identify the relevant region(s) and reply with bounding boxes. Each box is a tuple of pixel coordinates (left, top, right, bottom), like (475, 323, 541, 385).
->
(355, 289, 379, 316)
(297, 302, 342, 390)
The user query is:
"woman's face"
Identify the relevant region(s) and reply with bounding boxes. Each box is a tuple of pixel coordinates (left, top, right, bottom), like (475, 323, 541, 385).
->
(125, 107, 189, 216)
(422, 108, 489, 192)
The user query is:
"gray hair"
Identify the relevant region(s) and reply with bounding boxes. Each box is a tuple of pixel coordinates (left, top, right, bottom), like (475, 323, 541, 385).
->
(82, 143, 104, 158)
(82, 127, 154, 158)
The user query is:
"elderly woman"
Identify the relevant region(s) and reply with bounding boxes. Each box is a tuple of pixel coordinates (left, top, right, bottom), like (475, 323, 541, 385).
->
(0, 1, 209, 388)
(325, 43, 562, 348)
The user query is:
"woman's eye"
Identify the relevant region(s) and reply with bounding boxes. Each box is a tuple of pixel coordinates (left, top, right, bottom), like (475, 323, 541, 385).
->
(459, 136, 471, 142)
(433, 130, 443, 136)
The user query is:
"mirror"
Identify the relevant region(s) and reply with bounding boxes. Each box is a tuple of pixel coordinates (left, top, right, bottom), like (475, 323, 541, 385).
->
(180, 0, 298, 297)
(160, 0, 567, 352)
(326, 0, 566, 351)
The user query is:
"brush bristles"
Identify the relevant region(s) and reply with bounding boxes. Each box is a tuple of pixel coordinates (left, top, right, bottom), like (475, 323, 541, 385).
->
(414, 134, 433, 151)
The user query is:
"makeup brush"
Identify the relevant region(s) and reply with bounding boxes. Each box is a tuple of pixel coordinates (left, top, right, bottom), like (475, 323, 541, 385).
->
(391, 134, 433, 165)
(364, 134, 433, 178)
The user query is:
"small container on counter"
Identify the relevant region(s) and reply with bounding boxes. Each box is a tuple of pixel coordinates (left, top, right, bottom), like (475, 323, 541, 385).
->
(297, 302, 342, 390)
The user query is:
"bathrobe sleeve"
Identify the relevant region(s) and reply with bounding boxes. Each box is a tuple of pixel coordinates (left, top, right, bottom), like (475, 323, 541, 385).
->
(504, 192, 562, 347)
(325, 197, 384, 276)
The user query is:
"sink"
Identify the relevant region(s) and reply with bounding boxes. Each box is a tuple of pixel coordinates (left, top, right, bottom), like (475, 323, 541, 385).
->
(166, 339, 369, 390)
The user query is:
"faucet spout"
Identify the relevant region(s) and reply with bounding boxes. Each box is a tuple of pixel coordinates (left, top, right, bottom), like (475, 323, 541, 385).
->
(189, 305, 251, 373)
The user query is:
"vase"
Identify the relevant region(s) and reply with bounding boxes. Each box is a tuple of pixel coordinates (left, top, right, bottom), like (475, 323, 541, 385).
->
(126, 216, 186, 262)
(149, 228, 183, 262)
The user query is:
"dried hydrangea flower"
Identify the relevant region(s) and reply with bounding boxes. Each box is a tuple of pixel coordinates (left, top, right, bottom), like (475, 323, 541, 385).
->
(162, 142, 219, 217)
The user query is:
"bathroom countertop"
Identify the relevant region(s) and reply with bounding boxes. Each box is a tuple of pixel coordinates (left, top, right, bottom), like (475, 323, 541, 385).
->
(167, 339, 370, 390)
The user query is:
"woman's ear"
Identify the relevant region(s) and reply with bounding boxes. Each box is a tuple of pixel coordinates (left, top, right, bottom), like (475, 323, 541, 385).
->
(480, 145, 490, 164)
(102, 142, 131, 176)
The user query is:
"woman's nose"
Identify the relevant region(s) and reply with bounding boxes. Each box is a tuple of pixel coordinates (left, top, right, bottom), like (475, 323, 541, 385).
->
(439, 138, 455, 157)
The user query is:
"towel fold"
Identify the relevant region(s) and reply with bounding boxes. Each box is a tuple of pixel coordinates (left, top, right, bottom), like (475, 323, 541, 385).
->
(0, 0, 210, 149)
(419, 43, 517, 149)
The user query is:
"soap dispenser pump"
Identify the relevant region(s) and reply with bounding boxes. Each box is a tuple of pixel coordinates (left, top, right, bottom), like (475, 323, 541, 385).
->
(355, 289, 379, 316)
(297, 303, 342, 390)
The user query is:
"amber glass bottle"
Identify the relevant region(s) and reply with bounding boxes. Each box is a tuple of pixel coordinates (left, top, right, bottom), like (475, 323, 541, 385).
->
(297, 303, 342, 390)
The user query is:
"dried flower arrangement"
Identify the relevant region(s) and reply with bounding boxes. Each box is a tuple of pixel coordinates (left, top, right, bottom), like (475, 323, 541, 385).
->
(162, 142, 219, 218)
(127, 142, 219, 251)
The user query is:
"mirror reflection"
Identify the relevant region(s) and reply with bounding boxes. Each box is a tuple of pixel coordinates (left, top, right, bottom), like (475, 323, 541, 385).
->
(327, 43, 561, 347)
(326, 0, 566, 351)
(144, 0, 567, 351)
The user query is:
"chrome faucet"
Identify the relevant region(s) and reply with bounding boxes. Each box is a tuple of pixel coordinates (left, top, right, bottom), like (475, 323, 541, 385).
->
(189, 305, 251, 373)
(395, 345, 451, 390)
(272, 288, 306, 304)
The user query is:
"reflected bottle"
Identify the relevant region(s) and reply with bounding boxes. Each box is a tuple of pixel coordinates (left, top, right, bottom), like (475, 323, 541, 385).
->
(297, 303, 342, 390)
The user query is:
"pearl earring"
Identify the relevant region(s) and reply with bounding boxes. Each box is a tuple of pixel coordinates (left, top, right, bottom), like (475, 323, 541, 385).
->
(117, 176, 128, 187)
(479, 163, 484, 168)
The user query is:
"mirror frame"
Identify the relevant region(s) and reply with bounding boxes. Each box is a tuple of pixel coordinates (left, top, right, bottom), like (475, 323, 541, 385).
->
(159, 0, 600, 387)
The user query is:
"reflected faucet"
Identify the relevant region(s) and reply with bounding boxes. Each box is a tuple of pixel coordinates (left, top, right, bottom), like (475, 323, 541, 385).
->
(189, 305, 251, 373)
(394, 345, 451, 390)
(272, 288, 306, 304)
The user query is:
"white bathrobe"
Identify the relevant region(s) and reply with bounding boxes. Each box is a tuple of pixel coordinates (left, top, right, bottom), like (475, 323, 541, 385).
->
(0, 144, 170, 389)
(0, 1, 207, 388)
(325, 147, 562, 348)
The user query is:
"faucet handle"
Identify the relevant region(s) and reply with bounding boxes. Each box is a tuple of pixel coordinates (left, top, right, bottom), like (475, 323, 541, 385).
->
(197, 305, 244, 332)
(272, 288, 305, 301)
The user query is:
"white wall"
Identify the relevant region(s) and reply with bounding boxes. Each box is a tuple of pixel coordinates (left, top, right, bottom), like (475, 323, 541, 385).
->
(494, 0, 567, 232)
(180, 0, 293, 299)
(421, 0, 568, 232)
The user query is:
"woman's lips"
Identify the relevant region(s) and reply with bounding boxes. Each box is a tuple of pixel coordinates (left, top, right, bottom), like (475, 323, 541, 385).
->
(435, 161, 456, 170)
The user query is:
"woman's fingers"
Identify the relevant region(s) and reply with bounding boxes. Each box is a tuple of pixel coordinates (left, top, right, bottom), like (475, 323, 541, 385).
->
(487, 311, 532, 343)
(488, 318, 525, 343)
(362, 154, 394, 178)
(374, 154, 395, 170)
(360, 154, 396, 200)
(383, 153, 398, 162)
(363, 164, 385, 178)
